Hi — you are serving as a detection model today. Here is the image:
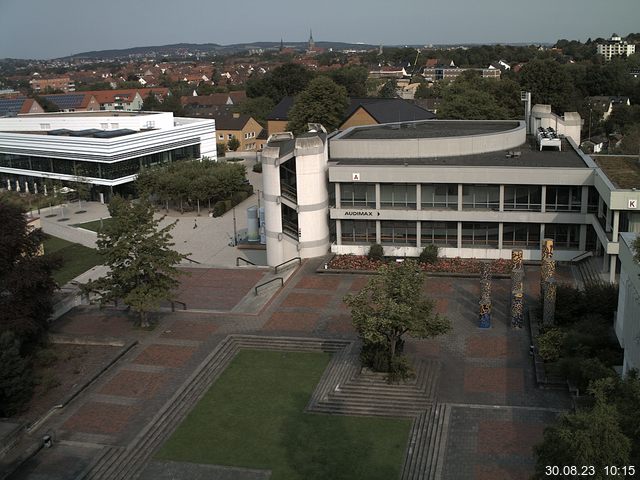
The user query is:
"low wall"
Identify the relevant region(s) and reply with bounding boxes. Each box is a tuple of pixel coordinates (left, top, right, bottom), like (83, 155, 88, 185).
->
(41, 221, 97, 249)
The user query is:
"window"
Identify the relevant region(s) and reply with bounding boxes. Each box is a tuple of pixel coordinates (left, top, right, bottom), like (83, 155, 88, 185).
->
(340, 183, 376, 208)
(341, 220, 376, 244)
(380, 184, 417, 209)
(502, 223, 541, 247)
(504, 185, 542, 211)
(219, 135, 224, 140)
(545, 224, 580, 249)
(421, 221, 457, 247)
(422, 184, 457, 210)
(461, 222, 499, 248)
(227, 134, 233, 140)
(546, 186, 581, 212)
(462, 185, 499, 210)
(380, 221, 417, 246)
(40, 123, 51, 130)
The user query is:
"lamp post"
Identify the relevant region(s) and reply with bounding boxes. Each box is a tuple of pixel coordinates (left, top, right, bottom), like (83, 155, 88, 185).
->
(232, 206, 238, 246)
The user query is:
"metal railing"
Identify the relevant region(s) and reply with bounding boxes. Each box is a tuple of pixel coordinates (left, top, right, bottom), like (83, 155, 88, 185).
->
(274, 256, 301, 274)
(570, 251, 593, 263)
(171, 300, 187, 312)
(184, 257, 201, 264)
(236, 257, 257, 266)
(254, 277, 283, 295)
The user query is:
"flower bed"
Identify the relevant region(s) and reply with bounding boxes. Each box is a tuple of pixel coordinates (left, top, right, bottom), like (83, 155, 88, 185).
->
(328, 255, 511, 275)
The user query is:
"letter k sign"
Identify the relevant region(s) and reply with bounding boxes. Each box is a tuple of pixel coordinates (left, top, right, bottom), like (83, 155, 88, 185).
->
(629, 199, 638, 209)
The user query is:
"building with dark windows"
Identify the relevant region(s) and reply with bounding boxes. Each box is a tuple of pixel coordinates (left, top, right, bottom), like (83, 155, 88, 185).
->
(262, 105, 640, 283)
(0, 111, 216, 201)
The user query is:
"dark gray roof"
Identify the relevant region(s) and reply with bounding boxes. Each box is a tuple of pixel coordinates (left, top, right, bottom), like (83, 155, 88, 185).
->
(41, 93, 86, 110)
(344, 98, 435, 124)
(341, 120, 519, 140)
(331, 138, 588, 169)
(215, 113, 252, 130)
(267, 96, 294, 121)
(0, 97, 27, 117)
(266, 138, 295, 156)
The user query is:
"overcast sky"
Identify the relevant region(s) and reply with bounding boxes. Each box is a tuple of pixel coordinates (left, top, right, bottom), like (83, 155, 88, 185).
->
(1, 0, 639, 59)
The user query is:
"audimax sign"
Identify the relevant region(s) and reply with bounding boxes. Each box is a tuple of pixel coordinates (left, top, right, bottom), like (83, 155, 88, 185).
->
(344, 211, 381, 216)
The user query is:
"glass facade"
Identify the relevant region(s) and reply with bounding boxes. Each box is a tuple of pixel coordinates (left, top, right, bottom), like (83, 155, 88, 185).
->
(341, 220, 376, 244)
(421, 184, 457, 210)
(502, 223, 541, 247)
(0, 145, 200, 181)
(380, 221, 417, 246)
(545, 224, 580, 249)
(462, 185, 500, 210)
(340, 183, 376, 208)
(504, 185, 542, 211)
(421, 221, 458, 247)
(281, 204, 298, 239)
(546, 186, 582, 212)
(279, 158, 297, 202)
(380, 184, 417, 209)
(462, 222, 499, 248)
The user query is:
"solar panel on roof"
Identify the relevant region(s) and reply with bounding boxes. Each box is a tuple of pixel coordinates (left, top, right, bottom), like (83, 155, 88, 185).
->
(92, 129, 136, 138)
(42, 94, 85, 110)
(0, 98, 27, 116)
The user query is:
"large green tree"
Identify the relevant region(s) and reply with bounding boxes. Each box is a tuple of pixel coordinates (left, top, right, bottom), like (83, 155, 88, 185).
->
(328, 66, 369, 97)
(518, 59, 575, 113)
(83, 197, 187, 327)
(0, 203, 59, 345)
(0, 331, 34, 417)
(246, 63, 314, 103)
(344, 260, 451, 376)
(238, 96, 275, 126)
(533, 379, 632, 479)
(286, 76, 349, 134)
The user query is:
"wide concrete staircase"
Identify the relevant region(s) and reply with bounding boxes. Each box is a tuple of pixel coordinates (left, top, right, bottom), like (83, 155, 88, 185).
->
(577, 256, 605, 287)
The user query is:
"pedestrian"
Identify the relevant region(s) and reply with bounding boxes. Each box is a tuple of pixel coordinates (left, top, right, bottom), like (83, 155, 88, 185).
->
(193, 219, 198, 229)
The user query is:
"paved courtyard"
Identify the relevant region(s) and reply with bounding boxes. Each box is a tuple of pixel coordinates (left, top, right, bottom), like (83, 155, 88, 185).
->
(6, 259, 572, 479)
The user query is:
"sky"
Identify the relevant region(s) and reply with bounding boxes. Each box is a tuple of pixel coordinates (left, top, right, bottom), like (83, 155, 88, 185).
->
(0, 0, 639, 59)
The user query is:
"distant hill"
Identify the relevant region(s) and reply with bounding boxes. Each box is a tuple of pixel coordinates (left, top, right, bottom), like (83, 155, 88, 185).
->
(65, 41, 380, 59)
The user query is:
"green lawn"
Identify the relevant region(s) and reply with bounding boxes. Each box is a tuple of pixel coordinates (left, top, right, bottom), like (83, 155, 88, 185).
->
(157, 350, 411, 480)
(73, 218, 113, 232)
(43, 236, 102, 285)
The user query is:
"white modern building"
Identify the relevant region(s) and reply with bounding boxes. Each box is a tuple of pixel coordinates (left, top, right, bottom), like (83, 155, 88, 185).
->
(0, 111, 216, 200)
(597, 34, 636, 61)
(615, 233, 640, 375)
(261, 106, 640, 281)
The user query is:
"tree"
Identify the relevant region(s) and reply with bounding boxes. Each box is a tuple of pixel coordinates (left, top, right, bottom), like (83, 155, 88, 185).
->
(533, 381, 631, 479)
(142, 91, 162, 111)
(82, 197, 187, 327)
(518, 59, 574, 113)
(344, 260, 451, 377)
(227, 136, 240, 152)
(238, 96, 275, 126)
(246, 63, 315, 103)
(0, 203, 60, 345)
(329, 66, 369, 97)
(0, 331, 34, 417)
(378, 79, 397, 98)
(414, 83, 431, 99)
(286, 76, 349, 134)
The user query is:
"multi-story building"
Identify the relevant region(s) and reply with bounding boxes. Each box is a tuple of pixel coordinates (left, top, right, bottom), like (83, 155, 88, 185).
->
(215, 113, 263, 151)
(0, 111, 216, 201)
(615, 232, 640, 375)
(597, 34, 636, 61)
(29, 76, 75, 93)
(261, 105, 640, 285)
(422, 66, 501, 82)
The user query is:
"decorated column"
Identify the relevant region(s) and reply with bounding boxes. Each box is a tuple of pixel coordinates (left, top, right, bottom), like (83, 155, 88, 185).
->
(479, 262, 492, 328)
(543, 278, 557, 326)
(540, 238, 554, 298)
(510, 249, 525, 328)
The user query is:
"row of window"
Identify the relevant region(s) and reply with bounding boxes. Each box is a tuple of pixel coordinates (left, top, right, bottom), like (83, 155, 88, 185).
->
(0, 145, 200, 180)
(339, 183, 597, 212)
(340, 220, 582, 249)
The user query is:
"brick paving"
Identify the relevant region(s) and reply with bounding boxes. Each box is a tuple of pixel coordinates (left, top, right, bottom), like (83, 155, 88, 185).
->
(133, 344, 197, 368)
(16, 261, 577, 479)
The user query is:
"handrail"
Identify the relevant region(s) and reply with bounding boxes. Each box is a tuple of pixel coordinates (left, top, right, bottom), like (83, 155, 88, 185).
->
(274, 256, 301, 274)
(236, 257, 256, 266)
(184, 257, 201, 264)
(570, 251, 593, 263)
(171, 300, 187, 312)
(254, 277, 283, 295)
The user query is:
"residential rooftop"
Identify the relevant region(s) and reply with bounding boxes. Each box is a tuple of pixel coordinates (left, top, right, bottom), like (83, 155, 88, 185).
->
(593, 155, 640, 189)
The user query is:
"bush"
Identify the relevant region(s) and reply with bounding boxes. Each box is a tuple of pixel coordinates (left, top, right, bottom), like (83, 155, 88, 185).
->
(0, 331, 34, 417)
(538, 328, 566, 362)
(35, 348, 58, 367)
(557, 356, 614, 393)
(216, 142, 227, 157)
(231, 191, 249, 206)
(252, 162, 263, 173)
(367, 243, 384, 262)
(212, 200, 227, 217)
(386, 355, 415, 383)
(224, 199, 232, 211)
(419, 244, 439, 264)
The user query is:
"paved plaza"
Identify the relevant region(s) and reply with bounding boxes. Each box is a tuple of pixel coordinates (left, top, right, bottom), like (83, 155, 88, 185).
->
(5, 259, 573, 480)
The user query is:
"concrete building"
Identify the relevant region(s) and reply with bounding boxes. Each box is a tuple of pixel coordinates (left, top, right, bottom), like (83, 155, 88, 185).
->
(597, 34, 636, 61)
(615, 233, 640, 375)
(261, 106, 640, 279)
(29, 76, 75, 93)
(0, 111, 216, 201)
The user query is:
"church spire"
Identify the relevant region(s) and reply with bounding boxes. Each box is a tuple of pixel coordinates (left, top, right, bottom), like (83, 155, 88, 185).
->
(308, 29, 315, 51)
